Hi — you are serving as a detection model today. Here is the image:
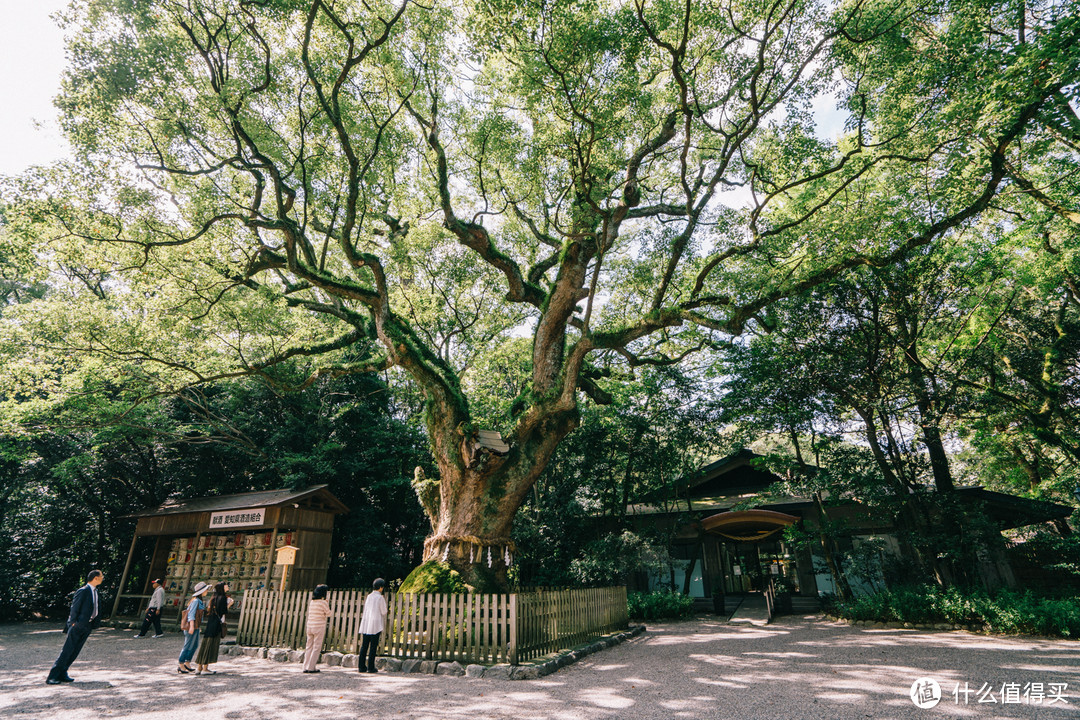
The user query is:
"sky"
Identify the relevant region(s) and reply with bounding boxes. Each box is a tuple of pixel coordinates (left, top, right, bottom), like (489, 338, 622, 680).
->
(0, 0, 71, 177)
(0, 2, 848, 180)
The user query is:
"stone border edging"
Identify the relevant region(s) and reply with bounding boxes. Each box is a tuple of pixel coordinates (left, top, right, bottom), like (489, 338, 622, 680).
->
(222, 624, 646, 680)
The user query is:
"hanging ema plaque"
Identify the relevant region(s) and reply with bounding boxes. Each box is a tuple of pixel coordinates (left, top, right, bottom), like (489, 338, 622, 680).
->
(208, 508, 266, 529)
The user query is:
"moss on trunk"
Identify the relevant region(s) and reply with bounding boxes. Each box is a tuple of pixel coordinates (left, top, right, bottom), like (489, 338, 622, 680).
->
(398, 561, 467, 594)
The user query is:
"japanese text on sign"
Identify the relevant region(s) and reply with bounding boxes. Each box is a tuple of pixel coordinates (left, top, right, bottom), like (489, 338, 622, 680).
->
(209, 508, 266, 528)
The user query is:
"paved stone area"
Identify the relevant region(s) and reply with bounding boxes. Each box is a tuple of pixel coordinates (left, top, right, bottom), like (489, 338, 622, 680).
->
(2, 615, 1078, 719)
(727, 593, 770, 626)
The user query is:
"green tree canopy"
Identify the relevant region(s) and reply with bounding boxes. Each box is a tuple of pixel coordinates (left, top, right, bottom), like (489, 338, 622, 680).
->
(1, 0, 1077, 589)
(0, 366, 428, 619)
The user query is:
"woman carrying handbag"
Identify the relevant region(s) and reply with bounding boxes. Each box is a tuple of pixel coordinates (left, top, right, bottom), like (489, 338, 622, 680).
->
(178, 582, 210, 674)
(194, 582, 231, 675)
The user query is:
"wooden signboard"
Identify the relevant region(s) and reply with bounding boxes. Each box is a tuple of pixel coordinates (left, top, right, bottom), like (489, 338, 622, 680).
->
(275, 545, 299, 566)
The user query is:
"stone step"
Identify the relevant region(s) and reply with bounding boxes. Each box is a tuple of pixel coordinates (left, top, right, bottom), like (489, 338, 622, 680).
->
(727, 593, 770, 626)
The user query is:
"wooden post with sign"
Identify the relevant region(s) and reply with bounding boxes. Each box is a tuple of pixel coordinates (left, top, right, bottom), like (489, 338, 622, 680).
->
(270, 545, 298, 645)
(276, 545, 298, 592)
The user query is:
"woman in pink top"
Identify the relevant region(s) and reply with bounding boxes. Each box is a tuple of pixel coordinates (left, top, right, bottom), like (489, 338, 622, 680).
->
(302, 584, 333, 673)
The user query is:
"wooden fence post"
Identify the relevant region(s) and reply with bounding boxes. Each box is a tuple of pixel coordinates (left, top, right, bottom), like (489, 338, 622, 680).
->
(509, 593, 518, 665)
(233, 585, 627, 661)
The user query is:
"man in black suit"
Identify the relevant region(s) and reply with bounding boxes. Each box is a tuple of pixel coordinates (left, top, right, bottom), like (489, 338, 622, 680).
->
(46, 569, 105, 685)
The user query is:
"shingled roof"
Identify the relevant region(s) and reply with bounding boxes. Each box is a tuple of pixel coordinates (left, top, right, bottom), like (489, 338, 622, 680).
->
(123, 484, 348, 518)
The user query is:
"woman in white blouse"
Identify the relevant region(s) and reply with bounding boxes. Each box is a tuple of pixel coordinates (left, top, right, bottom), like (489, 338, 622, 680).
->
(357, 578, 387, 673)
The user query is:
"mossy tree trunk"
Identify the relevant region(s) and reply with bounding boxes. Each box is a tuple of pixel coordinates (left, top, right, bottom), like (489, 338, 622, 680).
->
(413, 399, 582, 592)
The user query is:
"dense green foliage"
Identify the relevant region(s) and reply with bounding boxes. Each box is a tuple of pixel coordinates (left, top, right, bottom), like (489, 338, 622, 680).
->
(0, 369, 429, 619)
(1007, 527, 1080, 589)
(0, 0, 1078, 595)
(627, 590, 696, 621)
(825, 585, 1080, 638)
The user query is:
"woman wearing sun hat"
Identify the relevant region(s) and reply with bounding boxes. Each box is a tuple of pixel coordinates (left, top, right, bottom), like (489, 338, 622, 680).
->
(194, 582, 231, 675)
(178, 581, 210, 674)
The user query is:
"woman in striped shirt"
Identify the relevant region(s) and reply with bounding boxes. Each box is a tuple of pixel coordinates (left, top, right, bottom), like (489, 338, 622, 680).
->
(303, 584, 333, 673)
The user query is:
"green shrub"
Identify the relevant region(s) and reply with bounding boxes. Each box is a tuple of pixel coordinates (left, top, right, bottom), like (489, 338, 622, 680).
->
(828, 584, 1080, 638)
(397, 560, 467, 594)
(628, 590, 695, 621)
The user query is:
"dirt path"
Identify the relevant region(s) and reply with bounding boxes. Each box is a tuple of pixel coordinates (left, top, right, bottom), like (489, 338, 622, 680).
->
(3, 615, 1078, 719)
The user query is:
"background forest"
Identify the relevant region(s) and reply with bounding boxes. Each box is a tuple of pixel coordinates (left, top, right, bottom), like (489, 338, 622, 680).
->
(1, 0, 1079, 617)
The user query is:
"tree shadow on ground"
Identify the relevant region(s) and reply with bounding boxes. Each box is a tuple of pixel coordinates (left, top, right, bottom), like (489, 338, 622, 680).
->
(1, 618, 1078, 720)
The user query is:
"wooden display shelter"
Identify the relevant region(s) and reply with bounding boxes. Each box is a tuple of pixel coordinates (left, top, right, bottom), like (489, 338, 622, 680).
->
(113, 485, 348, 621)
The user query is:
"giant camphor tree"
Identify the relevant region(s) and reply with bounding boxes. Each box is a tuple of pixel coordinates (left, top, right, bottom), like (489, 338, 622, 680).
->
(2, 0, 1077, 590)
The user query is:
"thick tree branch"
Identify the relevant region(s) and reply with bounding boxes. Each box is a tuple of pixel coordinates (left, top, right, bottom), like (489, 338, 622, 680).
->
(407, 99, 548, 309)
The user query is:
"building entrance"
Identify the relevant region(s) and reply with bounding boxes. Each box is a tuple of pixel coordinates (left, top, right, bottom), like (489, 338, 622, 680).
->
(720, 539, 799, 594)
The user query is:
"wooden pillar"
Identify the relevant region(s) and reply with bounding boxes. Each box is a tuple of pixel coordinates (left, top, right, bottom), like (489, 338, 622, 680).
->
(508, 593, 518, 666)
(267, 524, 282, 646)
(185, 531, 202, 584)
(143, 536, 163, 595)
(795, 545, 818, 596)
(111, 530, 141, 619)
(751, 543, 763, 591)
(191, 532, 203, 580)
(267, 525, 280, 589)
(175, 531, 202, 626)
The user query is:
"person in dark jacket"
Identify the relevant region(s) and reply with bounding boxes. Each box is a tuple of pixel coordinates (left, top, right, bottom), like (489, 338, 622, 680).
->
(46, 569, 105, 685)
(134, 578, 165, 638)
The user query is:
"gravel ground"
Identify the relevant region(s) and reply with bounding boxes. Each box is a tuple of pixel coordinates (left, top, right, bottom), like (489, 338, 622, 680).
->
(2, 614, 1079, 720)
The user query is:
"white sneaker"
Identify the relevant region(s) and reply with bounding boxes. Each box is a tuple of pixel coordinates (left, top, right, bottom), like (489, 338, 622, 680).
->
(153, 634, 165, 638)
(132, 634, 144, 638)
